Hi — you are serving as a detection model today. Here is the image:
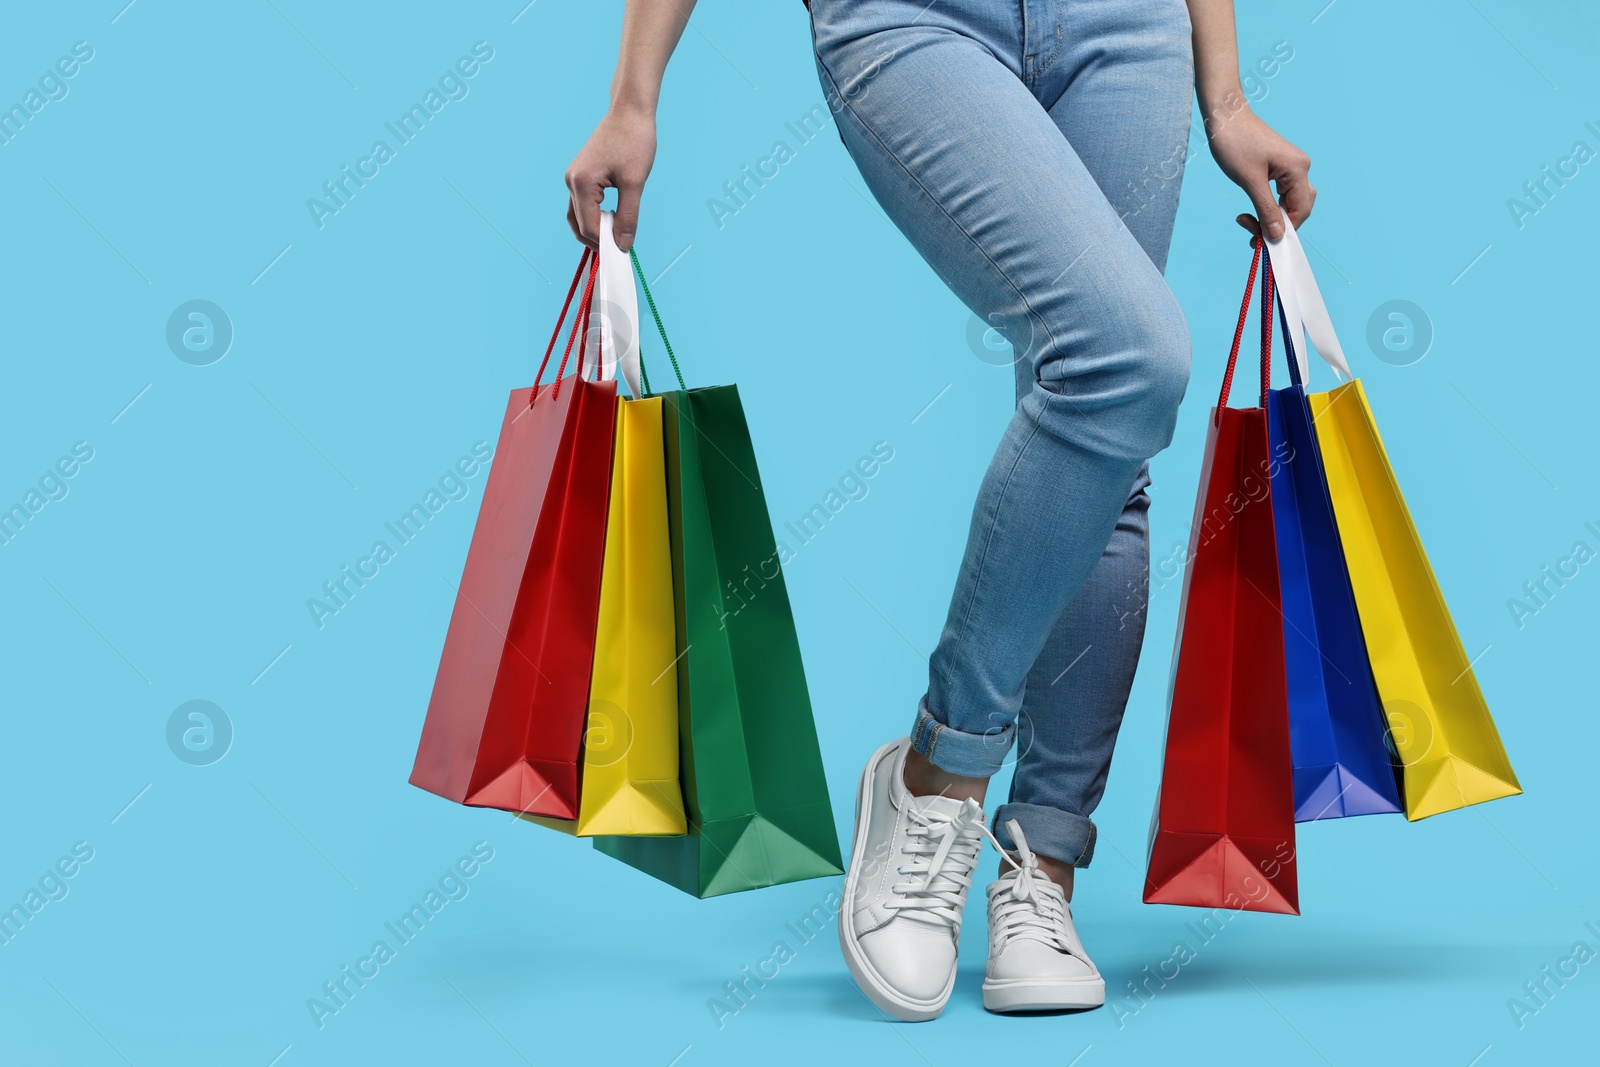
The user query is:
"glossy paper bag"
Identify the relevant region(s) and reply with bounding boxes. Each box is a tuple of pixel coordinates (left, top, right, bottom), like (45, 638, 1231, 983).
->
(1262, 216, 1520, 821)
(410, 249, 616, 819)
(1309, 381, 1520, 818)
(1145, 246, 1299, 915)
(1263, 285, 1403, 821)
(594, 383, 843, 897)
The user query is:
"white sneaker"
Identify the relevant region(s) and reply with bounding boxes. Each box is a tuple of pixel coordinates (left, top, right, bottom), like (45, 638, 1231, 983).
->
(983, 819, 1105, 1013)
(839, 738, 990, 1022)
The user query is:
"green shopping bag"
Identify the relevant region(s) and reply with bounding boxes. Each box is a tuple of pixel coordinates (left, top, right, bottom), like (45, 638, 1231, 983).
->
(592, 261, 842, 897)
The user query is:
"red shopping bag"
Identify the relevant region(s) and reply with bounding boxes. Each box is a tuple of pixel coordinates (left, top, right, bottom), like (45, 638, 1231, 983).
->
(1144, 244, 1299, 915)
(410, 249, 618, 818)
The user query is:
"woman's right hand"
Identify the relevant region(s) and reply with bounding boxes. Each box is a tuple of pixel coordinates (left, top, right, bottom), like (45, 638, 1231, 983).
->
(565, 106, 656, 252)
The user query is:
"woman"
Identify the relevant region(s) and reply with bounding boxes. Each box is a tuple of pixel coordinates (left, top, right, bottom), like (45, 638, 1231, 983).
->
(566, 0, 1314, 1021)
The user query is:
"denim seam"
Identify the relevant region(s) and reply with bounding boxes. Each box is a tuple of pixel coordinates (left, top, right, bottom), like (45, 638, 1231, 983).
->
(948, 418, 1041, 685)
(995, 801, 1097, 867)
(1072, 822, 1093, 865)
(815, 41, 1073, 729)
(1027, 22, 1065, 88)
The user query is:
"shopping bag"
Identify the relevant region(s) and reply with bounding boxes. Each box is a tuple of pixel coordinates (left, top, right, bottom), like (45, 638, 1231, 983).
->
(520, 393, 688, 837)
(1308, 381, 1520, 817)
(1261, 254, 1403, 822)
(409, 243, 617, 819)
(1267, 220, 1521, 820)
(1144, 243, 1298, 915)
(593, 260, 844, 896)
(504, 213, 686, 838)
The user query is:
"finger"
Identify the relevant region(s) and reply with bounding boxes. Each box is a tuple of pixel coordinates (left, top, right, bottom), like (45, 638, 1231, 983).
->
(1243, 175, 1286, 240)
(566, 200, 583, 245)
(1236, 213, 1262, 248)
(1268, 147, 1314, 230)
(613, 177, 643, 252)
(1278, 175, 1316, 230)
(565, 169, 604, 248)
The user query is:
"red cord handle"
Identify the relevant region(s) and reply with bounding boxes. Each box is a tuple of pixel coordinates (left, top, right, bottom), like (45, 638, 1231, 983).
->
(536, 248, 592, 391)
(1214, 239, 1280, 421)
(1215, 241, 1261, 422)
(532, 250, 604, 403)
(553, 254, 599, 398)
(1259, 252, 1275, 407)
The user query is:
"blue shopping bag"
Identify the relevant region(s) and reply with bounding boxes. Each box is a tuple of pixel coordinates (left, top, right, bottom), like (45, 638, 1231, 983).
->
(1261, 250, 1403, 821)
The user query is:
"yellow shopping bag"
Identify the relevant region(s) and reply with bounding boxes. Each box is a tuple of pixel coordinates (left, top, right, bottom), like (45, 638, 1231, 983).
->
(1261, 218, 1520, 821)
(1308, 380, 1520, 819)
(576, 394, 687, 835)
(521, 394, 687, 837)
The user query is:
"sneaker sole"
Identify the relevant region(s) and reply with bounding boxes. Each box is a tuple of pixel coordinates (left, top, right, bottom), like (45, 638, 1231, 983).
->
(982, 975, 1107, 1013)
(837, 741, 955, 1023)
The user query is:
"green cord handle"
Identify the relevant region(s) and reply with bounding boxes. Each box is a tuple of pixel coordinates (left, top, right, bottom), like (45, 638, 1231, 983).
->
(630, 248, 687, 392)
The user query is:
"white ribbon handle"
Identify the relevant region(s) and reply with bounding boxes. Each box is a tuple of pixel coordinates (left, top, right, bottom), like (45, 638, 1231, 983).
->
(581, 210, 643, 398)
(1263, 207, 1352, 384)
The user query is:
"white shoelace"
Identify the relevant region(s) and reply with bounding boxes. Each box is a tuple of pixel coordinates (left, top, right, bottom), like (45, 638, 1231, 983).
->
(990, 819, 1075, 955)
(884, 797, 1001, 928)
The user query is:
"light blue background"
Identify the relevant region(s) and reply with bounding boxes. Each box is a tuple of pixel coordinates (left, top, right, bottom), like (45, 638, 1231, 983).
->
(2, 2, 1596, 1064)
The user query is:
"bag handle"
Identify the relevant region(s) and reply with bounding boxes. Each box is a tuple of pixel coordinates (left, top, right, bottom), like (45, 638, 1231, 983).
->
(531, 224, 689, 402)
(1259, 252, 1276, 406)
(1262, 207, 1351, 384)
(535, 247, 594, 389)
(1216, 240, 1281, 421)
(533, 248, 600, 401)
(1209, 244, 1273, 419)
(577, 211, 645, 398)
(1279, 287, 1304, 390)
(553, 254, 598, 399)
(1214, 242, 1257, 422)
(629, 247, 687, 393)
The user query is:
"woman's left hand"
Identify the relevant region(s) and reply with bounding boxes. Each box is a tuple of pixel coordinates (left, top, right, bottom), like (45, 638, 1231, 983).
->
(1204, 103, 1315, 242)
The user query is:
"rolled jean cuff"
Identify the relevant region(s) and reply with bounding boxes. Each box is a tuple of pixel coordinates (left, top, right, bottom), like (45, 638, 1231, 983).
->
(991, 802, 1098, 868)
(909, 701, 1013, 779)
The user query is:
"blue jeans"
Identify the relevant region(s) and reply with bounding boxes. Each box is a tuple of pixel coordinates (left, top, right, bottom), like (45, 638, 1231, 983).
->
(810, 0, 1195, 866)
